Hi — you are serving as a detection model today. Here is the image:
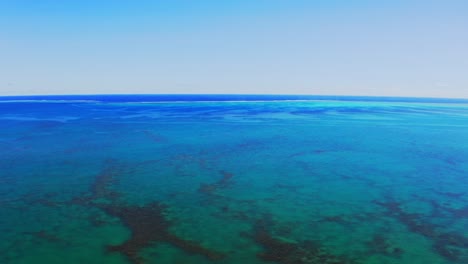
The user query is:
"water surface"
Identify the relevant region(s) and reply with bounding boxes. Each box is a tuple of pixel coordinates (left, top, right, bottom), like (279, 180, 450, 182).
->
(1, 95, 468, 264)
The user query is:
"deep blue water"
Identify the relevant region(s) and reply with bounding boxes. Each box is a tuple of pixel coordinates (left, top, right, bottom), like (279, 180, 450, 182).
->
(1, 95, 468, 264)
(2, 94, 468, 103)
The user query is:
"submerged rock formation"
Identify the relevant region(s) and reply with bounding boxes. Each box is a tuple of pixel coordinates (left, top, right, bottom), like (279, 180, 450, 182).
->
(198, 170, 234, 195)
(74, 159, 224, 263)
(101, 202, 224, 263)
(376, 200, 468, 262)
(250, 217, 355, 264)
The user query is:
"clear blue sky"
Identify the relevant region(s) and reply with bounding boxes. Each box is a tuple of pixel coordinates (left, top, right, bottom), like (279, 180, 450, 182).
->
(1, 0, 467, 97)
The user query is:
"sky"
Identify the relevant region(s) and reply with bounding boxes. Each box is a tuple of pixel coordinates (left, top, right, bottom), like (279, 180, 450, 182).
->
(1, 0, 467, 98)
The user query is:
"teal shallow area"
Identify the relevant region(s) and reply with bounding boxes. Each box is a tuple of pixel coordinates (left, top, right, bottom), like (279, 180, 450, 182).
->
(1, 96, 468, 264)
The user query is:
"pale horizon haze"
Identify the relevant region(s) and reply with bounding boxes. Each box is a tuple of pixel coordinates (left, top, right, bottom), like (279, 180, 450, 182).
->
(1, 1, 467, 98)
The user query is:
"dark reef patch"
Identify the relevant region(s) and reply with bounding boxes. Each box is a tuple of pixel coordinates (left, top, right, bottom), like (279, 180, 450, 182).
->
(376, 200, 468, 262)
(248, 217, 355, 264)
(70, 159, 123, 206)
(365, 234, 403, 258)
(198, 170, 234, 195)
(24, 229, 65, 245)
(73, 159, 224, 263)
(101, 202, 224, 263)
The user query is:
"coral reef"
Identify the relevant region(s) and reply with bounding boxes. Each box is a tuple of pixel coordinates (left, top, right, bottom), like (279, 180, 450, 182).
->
(70, 158, 122, 206)
(24, 230, 64, 244)
(365, 234, 403, 258)
(89, 159, 122, 202)
(376, 200, 468, 262)
(250, 217, 354, 264)
(101, 202, 224, 263)
(198, 170, 234, 195)
(75, 159, 224, 263)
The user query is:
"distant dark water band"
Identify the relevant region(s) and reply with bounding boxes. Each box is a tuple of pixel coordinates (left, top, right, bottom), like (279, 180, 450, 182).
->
(1, 94, 468, 104)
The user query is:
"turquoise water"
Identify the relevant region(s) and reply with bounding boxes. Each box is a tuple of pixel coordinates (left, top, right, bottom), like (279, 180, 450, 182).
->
(1, 95, 468, 264)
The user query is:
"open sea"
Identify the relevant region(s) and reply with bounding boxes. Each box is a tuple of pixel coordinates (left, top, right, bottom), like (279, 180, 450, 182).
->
(1, 94, 468, 264)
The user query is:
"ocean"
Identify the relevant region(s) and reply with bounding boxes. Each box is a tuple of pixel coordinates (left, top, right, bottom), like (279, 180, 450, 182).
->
(1, 95, 468, 264)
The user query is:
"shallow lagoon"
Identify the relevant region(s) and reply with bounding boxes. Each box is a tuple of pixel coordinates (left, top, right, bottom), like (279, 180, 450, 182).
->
(1, 95, 468, 264)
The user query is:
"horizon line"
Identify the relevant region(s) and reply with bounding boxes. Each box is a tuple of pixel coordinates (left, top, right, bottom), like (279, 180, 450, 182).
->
(1, 93, 468, 103)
